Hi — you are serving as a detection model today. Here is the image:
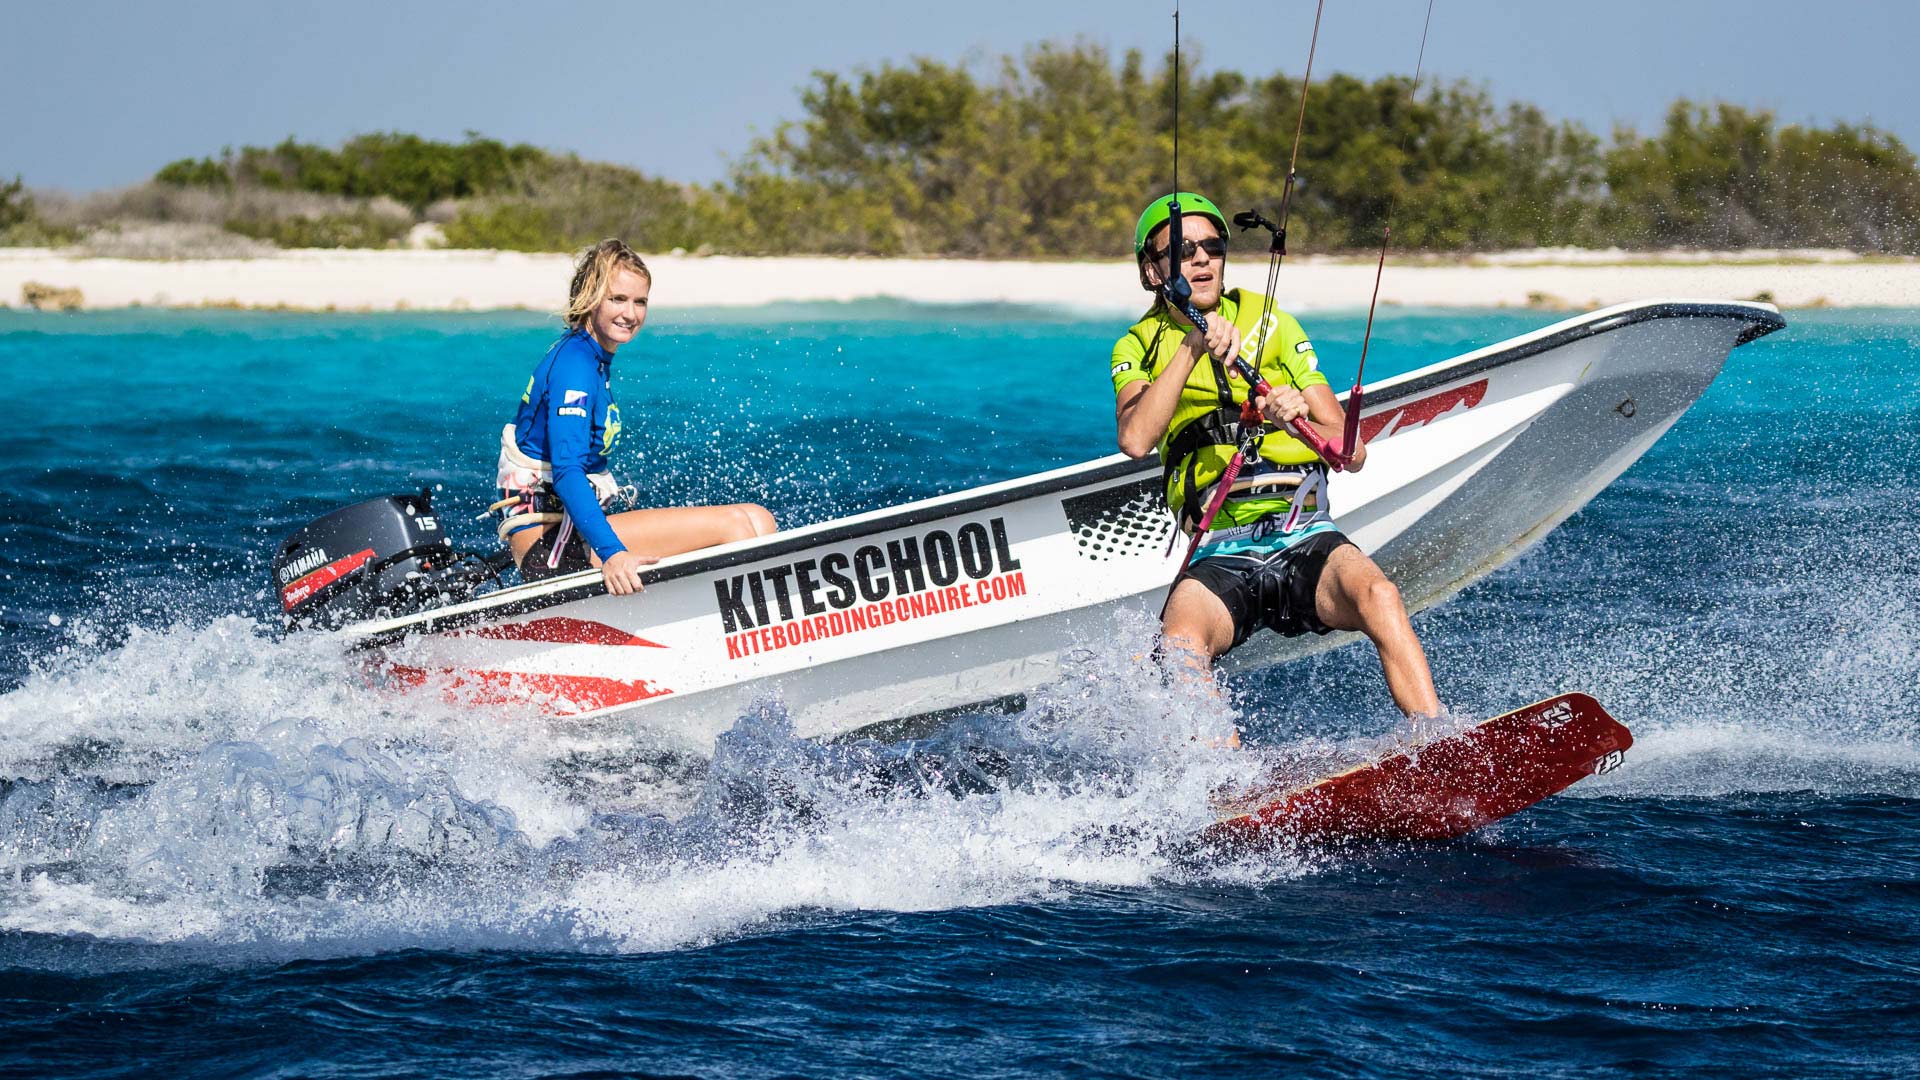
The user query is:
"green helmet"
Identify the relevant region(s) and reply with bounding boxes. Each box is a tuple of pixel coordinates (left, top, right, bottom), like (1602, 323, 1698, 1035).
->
(1134, 192, 1228, 257)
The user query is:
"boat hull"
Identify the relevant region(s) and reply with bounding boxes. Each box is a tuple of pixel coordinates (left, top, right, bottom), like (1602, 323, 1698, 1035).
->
(354, 300, 1783, 750)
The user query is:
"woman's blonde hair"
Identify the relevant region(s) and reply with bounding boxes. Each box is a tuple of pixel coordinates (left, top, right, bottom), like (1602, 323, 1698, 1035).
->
(565, 238, 652, 328)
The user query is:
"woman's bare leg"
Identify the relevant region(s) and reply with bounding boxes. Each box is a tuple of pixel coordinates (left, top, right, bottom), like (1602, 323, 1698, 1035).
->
(506, 504, 774, 571)
(604, 503, 775, 560)
(506, 526, 545, 568)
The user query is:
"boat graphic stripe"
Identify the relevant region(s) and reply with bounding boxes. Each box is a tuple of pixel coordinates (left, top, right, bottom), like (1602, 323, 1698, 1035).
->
(1359, 378, 1489, 442)
(387, 665, 671, 715)
(457, 617, 663, 647)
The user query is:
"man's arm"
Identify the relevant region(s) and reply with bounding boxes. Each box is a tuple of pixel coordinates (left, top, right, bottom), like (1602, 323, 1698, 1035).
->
(1115, 321, 1240, 459)
(1115, 376, 1180, 459)
(1299, 384, 1366, 471)
(1250, 383, 1367, 471)
(1256, 312, 1364, 470)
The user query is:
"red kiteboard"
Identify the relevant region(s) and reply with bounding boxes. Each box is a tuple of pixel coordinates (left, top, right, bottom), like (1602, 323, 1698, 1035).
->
(1202, 692, 1631, 849)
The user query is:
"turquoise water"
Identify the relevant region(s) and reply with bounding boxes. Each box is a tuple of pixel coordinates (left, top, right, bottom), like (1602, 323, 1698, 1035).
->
(1, 303, 1917, 1077)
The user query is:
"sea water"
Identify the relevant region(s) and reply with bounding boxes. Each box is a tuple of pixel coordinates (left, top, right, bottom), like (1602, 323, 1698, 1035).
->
(0, 302, 1915, 1078)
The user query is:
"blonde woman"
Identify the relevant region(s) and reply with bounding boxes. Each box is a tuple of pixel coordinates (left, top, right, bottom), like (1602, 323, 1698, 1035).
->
(495, 239, 775, 595)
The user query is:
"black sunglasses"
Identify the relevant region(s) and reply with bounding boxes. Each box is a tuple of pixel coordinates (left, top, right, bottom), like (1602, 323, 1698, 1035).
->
(1152, 236, 1228, 262)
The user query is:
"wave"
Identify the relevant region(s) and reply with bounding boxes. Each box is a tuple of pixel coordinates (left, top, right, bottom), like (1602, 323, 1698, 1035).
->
(1, 574, 1914, 966)
(0, 612, 1304, 959)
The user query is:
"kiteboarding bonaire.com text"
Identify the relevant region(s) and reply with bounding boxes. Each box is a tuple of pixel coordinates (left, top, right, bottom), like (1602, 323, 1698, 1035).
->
(721, 571, 1028, 659)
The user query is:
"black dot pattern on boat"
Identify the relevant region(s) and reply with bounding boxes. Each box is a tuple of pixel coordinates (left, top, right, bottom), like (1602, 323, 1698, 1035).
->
(1061, 478, 1174, 562)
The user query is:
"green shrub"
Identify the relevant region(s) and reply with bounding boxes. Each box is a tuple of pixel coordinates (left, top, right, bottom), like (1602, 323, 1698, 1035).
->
(1602, 102, 1920, 252)
(441, 201, 561, 251)
(156, 133, 548, 209)
(224, 208, 412, 249)
(1, 175, 32, 230)
(443, 156, 723, 252)
(155, 155, 234, 189)
(0, 175, 79, 245)
(721, 45, 1920, 255)
(117, 50, 1920, 257)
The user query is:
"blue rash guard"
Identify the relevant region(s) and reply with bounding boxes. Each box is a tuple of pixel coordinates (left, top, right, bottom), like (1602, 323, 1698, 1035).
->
(512, 329, 626, 560)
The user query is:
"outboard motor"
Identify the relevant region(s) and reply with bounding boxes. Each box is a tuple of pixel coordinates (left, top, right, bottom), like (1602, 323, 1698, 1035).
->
(272, 489, 507, 629)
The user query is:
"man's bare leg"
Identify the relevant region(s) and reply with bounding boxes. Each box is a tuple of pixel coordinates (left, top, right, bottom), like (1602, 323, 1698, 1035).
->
(1312, 544, 1442, 718)
(1159, 578, 1242, 747)
(1160, 577, 1237, 674)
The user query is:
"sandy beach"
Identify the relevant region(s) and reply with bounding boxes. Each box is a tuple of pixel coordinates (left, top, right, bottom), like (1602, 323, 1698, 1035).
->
(2, 247, 1913, 314)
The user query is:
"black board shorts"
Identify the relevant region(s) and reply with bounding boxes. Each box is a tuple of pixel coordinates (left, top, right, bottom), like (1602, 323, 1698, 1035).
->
(1177, 529, 1356, 649)
(519, 523, 593, 581)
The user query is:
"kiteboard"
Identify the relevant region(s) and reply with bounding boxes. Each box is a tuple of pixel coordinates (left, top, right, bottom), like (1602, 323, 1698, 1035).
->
(1202, 692, 1631, 849)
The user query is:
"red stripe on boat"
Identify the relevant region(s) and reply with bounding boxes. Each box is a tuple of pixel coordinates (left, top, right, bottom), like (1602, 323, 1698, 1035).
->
(458, 617, 665, 647)
(387, 665, 671, 715)
(1361, 378, 1489, 442)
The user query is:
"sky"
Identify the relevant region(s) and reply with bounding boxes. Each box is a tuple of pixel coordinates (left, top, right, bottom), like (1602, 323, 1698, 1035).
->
(4, 0, 1913, 192)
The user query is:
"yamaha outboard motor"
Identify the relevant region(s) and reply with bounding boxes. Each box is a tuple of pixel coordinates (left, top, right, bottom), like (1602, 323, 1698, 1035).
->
(272, 489, 507, 629)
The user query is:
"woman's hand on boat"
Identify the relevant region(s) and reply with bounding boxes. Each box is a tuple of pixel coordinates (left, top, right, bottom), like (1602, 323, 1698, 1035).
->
(600, 550, 658, 595)
(1254, 385, 1309, 425)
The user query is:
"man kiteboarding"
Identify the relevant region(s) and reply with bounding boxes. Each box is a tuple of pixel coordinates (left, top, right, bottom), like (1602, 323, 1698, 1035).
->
(1111, 192, 1441, 721)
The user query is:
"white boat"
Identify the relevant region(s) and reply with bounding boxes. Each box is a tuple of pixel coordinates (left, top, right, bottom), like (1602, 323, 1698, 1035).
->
(342, 299, 1783, 750)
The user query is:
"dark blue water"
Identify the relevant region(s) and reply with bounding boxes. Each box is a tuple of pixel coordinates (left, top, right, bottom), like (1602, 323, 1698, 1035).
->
(2, 303, 1916, 1078)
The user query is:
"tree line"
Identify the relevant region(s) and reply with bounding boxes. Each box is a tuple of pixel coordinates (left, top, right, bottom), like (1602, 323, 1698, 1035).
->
(10, 43, 1918, 256)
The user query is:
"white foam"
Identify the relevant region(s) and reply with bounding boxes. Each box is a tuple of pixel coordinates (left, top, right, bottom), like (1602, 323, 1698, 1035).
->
(4, 875, 225, 942)
(1583, 721, 1920, 799)
(0, 610, 1302, 956)
(3, 565, 1914, 959)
